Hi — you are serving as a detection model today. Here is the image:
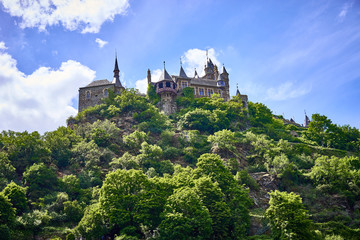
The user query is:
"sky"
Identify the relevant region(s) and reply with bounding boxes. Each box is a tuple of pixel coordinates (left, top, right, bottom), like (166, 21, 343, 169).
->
(0, 0, 359, 133)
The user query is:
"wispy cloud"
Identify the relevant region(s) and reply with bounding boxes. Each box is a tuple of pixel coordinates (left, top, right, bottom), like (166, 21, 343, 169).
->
(338, 1, 354, 22)
(95, 38, 108, 48)
(0, 0, 130, 33)
(266, 82, 312, 101)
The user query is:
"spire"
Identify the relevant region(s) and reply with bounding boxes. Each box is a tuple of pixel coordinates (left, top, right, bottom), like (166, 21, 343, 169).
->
(194, 68, 199, 78)
(112, 54, 122, 87)
(236, 83, 241, 96)
(179, 57, 188, 78)
(147, 69, 151, 85)
(222, 64, 228, 74)
(159, 61, 173, 81)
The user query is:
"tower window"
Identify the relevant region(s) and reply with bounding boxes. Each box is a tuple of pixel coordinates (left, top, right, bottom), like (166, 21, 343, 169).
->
(173, 83, 176, 89)
(159, 83, 163, 88)
(104, 89, 108, 97)
(166, 82, 171, 88)
(86, 91, 91, 99)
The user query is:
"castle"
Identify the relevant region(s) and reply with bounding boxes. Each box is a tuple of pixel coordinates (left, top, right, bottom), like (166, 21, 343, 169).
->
(78, 56, 248, 114)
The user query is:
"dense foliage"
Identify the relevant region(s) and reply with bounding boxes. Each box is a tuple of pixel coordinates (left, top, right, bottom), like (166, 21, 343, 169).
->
(0, 89, 359, 239)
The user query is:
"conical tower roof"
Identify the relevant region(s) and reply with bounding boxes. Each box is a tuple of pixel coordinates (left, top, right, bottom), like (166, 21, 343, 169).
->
(112, 55, 123, 87)
(179, 66, 188, 78)
(194, 68, 199, 78)
(158, 61, 173, 81)
(222, 64, 228, 74)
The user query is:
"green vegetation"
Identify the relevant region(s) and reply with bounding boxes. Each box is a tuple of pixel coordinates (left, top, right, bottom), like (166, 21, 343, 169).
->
(0, 88, 359, 239)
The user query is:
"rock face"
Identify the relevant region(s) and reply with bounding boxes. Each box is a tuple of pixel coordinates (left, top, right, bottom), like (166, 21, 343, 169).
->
(157, 97, 177, 115)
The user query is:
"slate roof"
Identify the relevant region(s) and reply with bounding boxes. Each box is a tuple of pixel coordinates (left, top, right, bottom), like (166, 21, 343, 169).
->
(179, 66, 188, 78)
(83, 79, 112, 88)
(191, 78, 218, 87)
(159, 68, 173, 82)
(222, 65, 228, 74)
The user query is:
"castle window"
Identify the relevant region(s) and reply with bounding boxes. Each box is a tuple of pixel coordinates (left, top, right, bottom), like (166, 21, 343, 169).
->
(182, 81, 188, 89)
(199, 88, 204, 96)
(86, 91, 91, 99)
(173, 83, 176, 89)
(159, 83, 163, 88)
(104, 89, 108, 97)
(208, 89, 213, 96)
(166, 82, 171, 88)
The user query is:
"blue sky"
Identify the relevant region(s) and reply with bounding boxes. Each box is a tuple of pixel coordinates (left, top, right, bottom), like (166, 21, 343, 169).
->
(0, 0, 359, 133)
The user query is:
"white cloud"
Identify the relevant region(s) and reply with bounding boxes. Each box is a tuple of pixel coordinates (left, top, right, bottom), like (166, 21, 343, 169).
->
(95, 38, 108, 48)
(135, 69, 162, 94)
(0, 49, 95, 133)
(182, 48, 221, 77)
(0, 41, 7, 50)
(266, 82, 311, 101)
(338, 1, 353, 22)
(0, 0, 130, 33)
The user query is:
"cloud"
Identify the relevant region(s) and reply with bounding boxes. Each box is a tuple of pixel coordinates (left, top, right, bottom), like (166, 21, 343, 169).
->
(0, 0, 130, 33)
(338, 1, 353, 22)
(0, 48, 95, 133)
(95, 38, 108, 48)
(135, 69, 162, 94)
(182, 48, 221, 77)
(0, 41, 7, 50)
(266, 82, 311, 101)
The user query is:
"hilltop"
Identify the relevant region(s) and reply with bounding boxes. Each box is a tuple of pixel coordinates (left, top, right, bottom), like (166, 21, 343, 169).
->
(0, 88, 359, 239)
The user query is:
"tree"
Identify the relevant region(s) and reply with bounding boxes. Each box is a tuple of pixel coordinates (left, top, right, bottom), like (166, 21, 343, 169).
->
(90, 120, 120, 147)
(306, 114, 333, 146)
(248, 102, 273, 127)
(158, 187, 212, 240)
(71, 140, 102, 169)
(60, 175, 81, 200)
(265, 190, 314, 240)
(44, 126, 81, 168)
(179, 108, 215, 133)
(147, 83, 160, 105)
(2, 181, 28, 215)
(22, 163, 58, 200)
(76, 203, 107, 240)
(0, 152, 16, 188)
(122, 131, 148, 153)
(99, 169, 150, 237)
(0, 193, 15, 225)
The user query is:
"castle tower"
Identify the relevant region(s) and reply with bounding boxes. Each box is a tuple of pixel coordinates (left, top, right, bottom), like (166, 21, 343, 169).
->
(203, 57, 215, 79)
(155, 61, 177, 115)
(304, 111, 310, 127)
(220, 64, 230, 100)
(112, 55, 122, 88)
(147, 69, 151, 85)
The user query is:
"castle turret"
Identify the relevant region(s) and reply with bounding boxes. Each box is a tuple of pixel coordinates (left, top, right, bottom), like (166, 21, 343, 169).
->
(155, 61, 177, 115)
(203, 58, 215, 79)
(304, 111, 310, 127)
(112, 56, 123, 87)
(220, 64, 230, 100)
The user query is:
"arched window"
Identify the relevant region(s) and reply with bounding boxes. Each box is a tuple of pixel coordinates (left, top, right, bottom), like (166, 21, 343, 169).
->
(86, 91, 91, 99)
(159, 83, 163, 88)
(166, 82, 171, 88)
(104, 89, 108, 97)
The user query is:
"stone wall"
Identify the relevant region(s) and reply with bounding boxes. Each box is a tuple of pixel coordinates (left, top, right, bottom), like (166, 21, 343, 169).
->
(78, 85, 114, 112)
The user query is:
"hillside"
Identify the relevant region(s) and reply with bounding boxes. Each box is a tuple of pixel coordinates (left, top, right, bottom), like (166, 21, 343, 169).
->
(0, 88, 359, 240)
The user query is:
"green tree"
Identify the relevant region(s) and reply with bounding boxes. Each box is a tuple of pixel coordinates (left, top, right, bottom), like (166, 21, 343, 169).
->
(0, 193, 15, 226)
(76, 203, 107, 240)
(2, 181, 28, 215)
(248, 102, 273, 127)
(265, 190, 314, 240)
(306, 114, 333, 146)
(122, 131, 148, 153)
(44, 126, 81, 168)
(71, 140, 101, 169)
(60, 175, 81, 200)
(0, 152, 16, 188)
(110, 152, 140, 170)
(158, 187, 212, 240)
(22, 163, 58, 200)
(90, 120, 120, 147)
(99, 169, 150, 237)
(147, 83, 160, 105)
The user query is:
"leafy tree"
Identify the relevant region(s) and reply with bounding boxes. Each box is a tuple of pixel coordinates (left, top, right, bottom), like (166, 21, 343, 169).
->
(76, 203, 107, 240)
(110, 152, 140, 170)
(122, 131, 148, 153)
(22, 163, 58, 200)
(0, 193, 15, 226)
(0, 152, 16, 188)
(306, 114, 333, 146)
(71, 140, 101, 169)
(147, 83, 160, 105)
(179, 108, 215, 133)
(17, 209, 51, 238)
(0, 131, 50, 174)
(64, 200, 84, 222)
(248, 102, 273, 127)
(60, 175, 81, 200)
(99, 169, 150, 237)
(208, 129, 240, 157)
(136, 142, 163, 170)
(265, 190, 314, 240)
(2, 181, 28, 215)
(90, 120, 120, 147)
(44, 126, 81, 168)
(158, 187, 212, 240)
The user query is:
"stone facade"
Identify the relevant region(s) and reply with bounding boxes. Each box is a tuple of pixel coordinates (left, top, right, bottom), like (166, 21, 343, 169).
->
(78, 57, 124, 112)
(148, 58, 248, 114)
